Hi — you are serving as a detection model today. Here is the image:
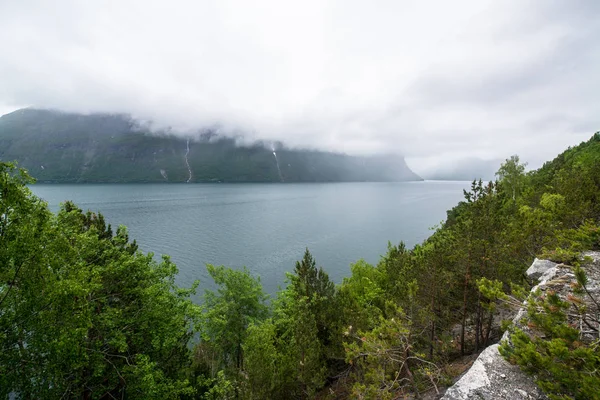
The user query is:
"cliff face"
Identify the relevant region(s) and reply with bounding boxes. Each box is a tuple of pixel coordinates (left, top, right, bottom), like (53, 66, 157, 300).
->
(0, 109, 422, 183)
(442, 252, 600, 400)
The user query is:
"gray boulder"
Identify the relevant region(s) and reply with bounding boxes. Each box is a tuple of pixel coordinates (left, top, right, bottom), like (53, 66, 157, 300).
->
(525, 258, 557, 281)
(441, 344, 547, 400)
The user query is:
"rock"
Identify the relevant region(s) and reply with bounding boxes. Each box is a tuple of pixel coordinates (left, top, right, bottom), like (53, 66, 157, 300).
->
(502, 260, 568, 342)
(526, 258, 557, 281)
(441, 344, 548, 399)
(581, 251, 600, 291)
(508, 252, 600, 342)
(443, 253, 600, 399)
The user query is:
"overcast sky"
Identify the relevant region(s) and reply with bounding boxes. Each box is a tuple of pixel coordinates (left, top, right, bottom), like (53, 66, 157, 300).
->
(1, 0, 598, 175)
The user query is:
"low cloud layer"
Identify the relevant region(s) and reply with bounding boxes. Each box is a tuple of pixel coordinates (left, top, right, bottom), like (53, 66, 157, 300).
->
(1, 0, 599, 175)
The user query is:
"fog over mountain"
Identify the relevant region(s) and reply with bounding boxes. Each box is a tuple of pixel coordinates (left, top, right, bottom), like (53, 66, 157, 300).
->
(0, 108, 422, 183)
(1, 1, 599, 177)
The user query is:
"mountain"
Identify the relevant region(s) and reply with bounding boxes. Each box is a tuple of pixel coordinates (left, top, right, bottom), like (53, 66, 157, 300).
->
(0, 109, 422, 183)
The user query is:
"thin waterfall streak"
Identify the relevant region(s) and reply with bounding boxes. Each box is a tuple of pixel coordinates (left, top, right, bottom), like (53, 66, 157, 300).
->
(273, 151, 284, 182)
(184, 139, 192, 183)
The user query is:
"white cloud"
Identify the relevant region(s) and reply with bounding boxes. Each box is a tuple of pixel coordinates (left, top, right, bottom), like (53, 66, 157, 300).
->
(0, 0, 598, 174)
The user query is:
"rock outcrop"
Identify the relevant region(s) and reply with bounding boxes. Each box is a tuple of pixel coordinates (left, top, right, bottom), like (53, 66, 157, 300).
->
(524, 258, 557, 281)
(441, 343, 547, 400)
(441, 252, 600, 400)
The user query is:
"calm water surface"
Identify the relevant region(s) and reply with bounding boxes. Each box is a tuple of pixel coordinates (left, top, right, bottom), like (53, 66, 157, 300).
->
(30, 182, 470, 295)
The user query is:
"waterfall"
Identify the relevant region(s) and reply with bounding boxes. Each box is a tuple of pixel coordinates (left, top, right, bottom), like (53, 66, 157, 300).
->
(271, 145, 284, 182)
(184, 139, 192, 183)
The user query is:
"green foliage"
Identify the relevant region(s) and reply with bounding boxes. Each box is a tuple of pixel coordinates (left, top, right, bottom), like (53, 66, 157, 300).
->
(502, 329, 600, 399)
(288, 296, 328, 397)
(272, 249, 340, 397)
(192, 250, 341, 399)
(3, 129, 600, 399)
(477, 277, 527, 309)
(496, 154, 527, 200)
(500, 285, 600, 399)
(199, 265, 268, 374)
(344, 304, 442, 399)
(339, 259, 386, 331)
(242, 320, 285, 399)
(538, 247, 581, 264)
(0, 162, 201, 399)
(338, 132, 600, 394)
(290, 249, 339, 347)
(492, 256, 600, 400)
(195, 370, 236, 400)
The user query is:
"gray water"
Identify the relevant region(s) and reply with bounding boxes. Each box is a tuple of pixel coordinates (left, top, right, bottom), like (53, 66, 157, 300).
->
(30, 181, 470, 295)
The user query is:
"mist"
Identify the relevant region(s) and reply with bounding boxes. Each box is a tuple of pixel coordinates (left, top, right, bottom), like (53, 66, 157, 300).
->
(1, 0, 599, 176)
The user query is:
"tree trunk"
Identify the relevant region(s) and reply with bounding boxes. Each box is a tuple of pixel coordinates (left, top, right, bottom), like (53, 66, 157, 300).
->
(484, 309, 494, 346)
(429, 318, 435, 359)
(475, 291, 482, 352)
(404, 347, 420, 398)
(460, 266, 470, 356)
(461, 234, 473, 356)
(429, 261, 437, 358)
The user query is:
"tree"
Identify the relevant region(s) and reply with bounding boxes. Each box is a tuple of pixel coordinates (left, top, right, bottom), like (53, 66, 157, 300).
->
(289, 249, 339, 349)
(339, 259, 386, 333)
(1, 162, 201, 399)
(252, 249, 340, 398)
(499, 266, 600, 399)
(496, 155, 527, 201)
(378, 241, 414, 302)
(0, 162, 49, 310)
(242, 320, 286, 399)
(200, 265, 268, 374)
(289, 296, 328, 398)
(412, 231, 456, 359)
(344, 304, 442, 399)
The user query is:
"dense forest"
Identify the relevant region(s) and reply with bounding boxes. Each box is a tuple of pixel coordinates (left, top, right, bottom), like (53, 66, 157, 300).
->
(0, 109, 421, 183)
(1, 133, 599, 399)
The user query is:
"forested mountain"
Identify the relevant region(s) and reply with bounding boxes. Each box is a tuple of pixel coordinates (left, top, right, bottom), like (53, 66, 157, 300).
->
(0, 108, 421, 183)
(1, 133, 599, 399)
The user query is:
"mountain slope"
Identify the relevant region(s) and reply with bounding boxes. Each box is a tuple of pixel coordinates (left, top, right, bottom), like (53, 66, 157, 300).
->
(0, 109, 422, 183)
